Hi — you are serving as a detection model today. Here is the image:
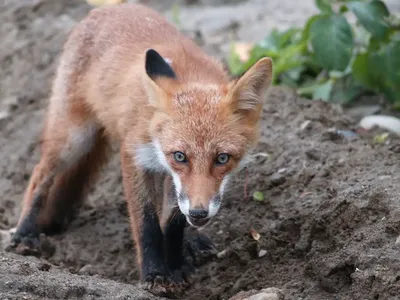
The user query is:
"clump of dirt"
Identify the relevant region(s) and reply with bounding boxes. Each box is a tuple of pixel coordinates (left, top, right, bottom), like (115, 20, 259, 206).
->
(2, 1, 400, 300)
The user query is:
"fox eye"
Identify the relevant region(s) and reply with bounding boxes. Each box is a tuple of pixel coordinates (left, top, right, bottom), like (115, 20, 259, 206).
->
(216, 153, 230, 165)
(173, 151, 187, 163)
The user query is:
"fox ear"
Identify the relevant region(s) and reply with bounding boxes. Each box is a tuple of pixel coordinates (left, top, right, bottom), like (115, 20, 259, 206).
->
(143, 49, 178, 110)
(227, 57, 273, 124)
(145, 49, 176, 80)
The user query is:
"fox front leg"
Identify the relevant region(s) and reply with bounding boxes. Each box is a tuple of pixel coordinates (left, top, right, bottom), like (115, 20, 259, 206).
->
(161, 176, 193, 287)
(161, 176, 216, 289)
(120, 149, 178, 297)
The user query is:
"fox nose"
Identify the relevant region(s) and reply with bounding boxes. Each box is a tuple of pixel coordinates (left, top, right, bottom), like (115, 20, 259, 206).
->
(189, 209, 208, 220)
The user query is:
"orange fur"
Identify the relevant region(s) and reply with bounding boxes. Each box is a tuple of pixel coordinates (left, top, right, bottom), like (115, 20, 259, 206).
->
(14, 3, 273, 290)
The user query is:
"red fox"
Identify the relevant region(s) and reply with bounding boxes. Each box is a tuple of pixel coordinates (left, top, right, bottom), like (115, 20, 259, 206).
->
(10, 2, 273, 297)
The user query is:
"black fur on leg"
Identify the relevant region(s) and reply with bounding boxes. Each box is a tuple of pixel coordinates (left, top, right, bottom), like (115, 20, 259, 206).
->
(10, 193, 43, 256)
(140, 202, 168, 280)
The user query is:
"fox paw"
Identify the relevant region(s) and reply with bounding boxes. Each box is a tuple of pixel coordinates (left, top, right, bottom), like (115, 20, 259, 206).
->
(7, 231, 54, 258)
(184, 231, 217, 266)
(169, 259, 195, 286)
(141, 272, 185, 298)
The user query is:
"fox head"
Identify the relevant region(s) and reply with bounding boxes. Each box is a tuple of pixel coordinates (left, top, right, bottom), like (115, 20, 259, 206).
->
(137, 48, 273, 227)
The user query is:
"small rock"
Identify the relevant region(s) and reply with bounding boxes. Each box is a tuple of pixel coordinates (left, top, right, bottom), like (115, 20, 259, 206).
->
(229, 287, 284, 300)
(258, 249, 267, 258)
(270, 173, 285, 186)
(0, 110, 10, 121)
(217, 249, 227, 259)
(360, 115, 400, 135)
(248, 293, 279, 300)
(336, 130, 358, 139)
(300, 120, 311, 130)
(395, 236, 400, 246)
(277, 168, 286, 174)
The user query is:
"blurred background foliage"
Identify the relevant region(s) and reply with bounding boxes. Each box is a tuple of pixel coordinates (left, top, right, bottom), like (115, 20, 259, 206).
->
(228, 0, 400, 109)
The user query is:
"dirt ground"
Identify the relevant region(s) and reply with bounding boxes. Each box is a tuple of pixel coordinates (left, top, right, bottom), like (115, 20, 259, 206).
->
(2, 0, 400, 300)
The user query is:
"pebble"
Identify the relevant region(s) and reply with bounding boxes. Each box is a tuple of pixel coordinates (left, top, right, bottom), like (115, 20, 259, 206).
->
(258, 249, 267, 258)
(270, 173, 285, 186)
(229, 287, 284, 300)
(300, 120, 311, 130)
(0, 110, 10, 121)
(360, 115, 400, 135)
(248, 293, 279, 300)
(336, 130, 358, 139)
(217, 249, 227, 259)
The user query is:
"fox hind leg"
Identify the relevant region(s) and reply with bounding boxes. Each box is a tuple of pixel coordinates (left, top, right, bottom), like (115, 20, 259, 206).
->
(38, 129, 108, 235)
(12, 110, 105, 255)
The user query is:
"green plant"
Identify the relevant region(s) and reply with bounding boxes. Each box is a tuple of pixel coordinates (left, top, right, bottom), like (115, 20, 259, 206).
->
(228, 0, 400, 106)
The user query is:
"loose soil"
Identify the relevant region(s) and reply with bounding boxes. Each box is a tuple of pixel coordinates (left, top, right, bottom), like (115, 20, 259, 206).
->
(1, 1, 400, 300)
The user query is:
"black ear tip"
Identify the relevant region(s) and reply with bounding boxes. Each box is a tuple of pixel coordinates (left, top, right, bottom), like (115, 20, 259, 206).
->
(145, 48, 176, 80)
(145, 49, 160, 60)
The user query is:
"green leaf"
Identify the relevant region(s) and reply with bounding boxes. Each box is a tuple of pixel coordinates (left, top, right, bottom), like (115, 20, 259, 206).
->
(302, 14, 321, 42)
(287, 66, 307, 81)
(315, 0, 333, 13)
(385, 40, 400, 89)
(310, 14, 354, 71)
(253, 191, 265, 202)
(259, 28, 301, 50)
(349, 1, 390, 39)
(373, 132, 389, 144)
(340, 5, 349, 14)
(278, 28, 302, 48)
(351, 39, 400, 104)
(298, 79, 334, 101)
(352, 52, 376, 87)
(313, 79, 334, 101)
(258, 29, 282, 51)
(273, 42, 307, 76)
